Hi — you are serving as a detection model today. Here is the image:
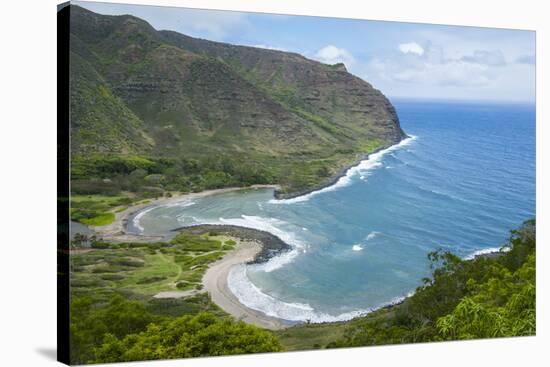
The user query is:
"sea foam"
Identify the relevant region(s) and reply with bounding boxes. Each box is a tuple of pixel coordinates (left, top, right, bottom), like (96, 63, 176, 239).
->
(463, 246, 510, 260)
(218, 215, 306, 272)
(132, 200, 195, 232)
(366, 231, 380, 241)
(132, 206, 156, 233)
(269, 135, 417, 204)
(228, 264, 416, 323)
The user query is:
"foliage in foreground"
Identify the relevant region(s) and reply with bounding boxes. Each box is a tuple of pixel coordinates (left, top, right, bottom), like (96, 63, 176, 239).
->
(70, 220, 535, 363)
(70, 295, 282, 364)
(95, 312, 282, 363)
(69, 232, 282, 364)
(278, 219, 536, 349)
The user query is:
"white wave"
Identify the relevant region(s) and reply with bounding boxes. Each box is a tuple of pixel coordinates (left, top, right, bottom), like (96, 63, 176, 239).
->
(216, 215, 306, 272)
(352, 244, 363, 251)
(132, 200, 195, 231)
(463, 246, 510, 260)
(132, 206, 157, 233)
(269, 135, 417, 204)
(176, 213, 187, 223)
(162, 200, 196, 208)
(228, 264, 415, 323)
(366, 231, 380, 241)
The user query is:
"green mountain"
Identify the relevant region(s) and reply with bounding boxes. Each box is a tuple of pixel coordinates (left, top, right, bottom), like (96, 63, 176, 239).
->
(69, 5, 405, 196)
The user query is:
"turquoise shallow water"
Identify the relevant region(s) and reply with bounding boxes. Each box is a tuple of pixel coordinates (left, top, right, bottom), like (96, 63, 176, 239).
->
(130, 99, 535, 322)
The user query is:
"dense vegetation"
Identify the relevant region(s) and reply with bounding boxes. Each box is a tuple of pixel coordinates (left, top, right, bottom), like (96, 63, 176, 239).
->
(95, 312, 282, 362)
(69, 154, 277, 225)
(71, 154, 274, 196)
(69, 5, 405, 200)
(66, 7, 534, 363)
(277, 219, 536, 349)
(69, 220, 535, 363)
(69, 232, 281, 364)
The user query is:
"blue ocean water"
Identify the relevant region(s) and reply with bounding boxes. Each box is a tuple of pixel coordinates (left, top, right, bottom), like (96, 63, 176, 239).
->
(132, 99, 535, 322)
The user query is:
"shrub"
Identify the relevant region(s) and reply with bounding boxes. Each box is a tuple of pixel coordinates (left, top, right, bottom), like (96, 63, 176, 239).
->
(91, 241, 111, 249)
(94, 312, 283, 363)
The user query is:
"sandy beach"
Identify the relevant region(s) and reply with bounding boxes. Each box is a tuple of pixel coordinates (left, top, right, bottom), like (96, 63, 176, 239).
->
(202, 238, 288, 330)
(92, 184, 279, 242)
(89, 184, 289, 330)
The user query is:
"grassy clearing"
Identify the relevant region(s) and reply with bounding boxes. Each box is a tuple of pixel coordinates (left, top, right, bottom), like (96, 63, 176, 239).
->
(71, 233, 235, 298)
(70, 193, 174, 227)
(70, 194, 134, 226)
(79, 212, 115, 226)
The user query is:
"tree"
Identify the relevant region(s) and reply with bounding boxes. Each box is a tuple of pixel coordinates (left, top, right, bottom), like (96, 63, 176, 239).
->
(95, 312, 283, 363)
(437, 253, 535, 340)
(70, 295, 155, 364)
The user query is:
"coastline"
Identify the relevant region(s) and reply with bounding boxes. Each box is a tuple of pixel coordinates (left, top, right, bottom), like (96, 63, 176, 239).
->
(92, 184, 280, 243)
(79, 138, 513, 330)
(274, 137, 407, 200)
(81, 137, 419, 329)
(93, 135, 411, 240)
(173, 224, 292, 264)
(201, 237, 290, 330)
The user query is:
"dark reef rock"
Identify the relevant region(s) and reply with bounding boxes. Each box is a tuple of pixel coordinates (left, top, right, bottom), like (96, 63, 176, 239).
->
(172, 224, 292, 264)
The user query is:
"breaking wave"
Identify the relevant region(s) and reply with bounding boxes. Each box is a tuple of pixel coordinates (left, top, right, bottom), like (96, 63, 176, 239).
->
(217, 215, 306, 272)
(269, 136, 417, 204)
(132, 206, 157, 233)
(228, 263, 415, 323)
(132, 200, 195, 232)
(463, 246, 510, 260)
(366, 231, 380, 241)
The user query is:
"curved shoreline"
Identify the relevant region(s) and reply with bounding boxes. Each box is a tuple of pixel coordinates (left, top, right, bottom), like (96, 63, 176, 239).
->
(95, 135, 411, 241)
(201, 237, 290, 330)
(274, 136, 408, 200)
(88, 166, 510, 329)
(87, 137, 419, 328)
(92, 185, 280, 243)
(173, 224, 292, 264)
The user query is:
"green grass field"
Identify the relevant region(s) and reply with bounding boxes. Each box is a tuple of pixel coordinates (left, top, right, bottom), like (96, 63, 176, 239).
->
(70, 193, 172, 227)
(71, 233, 234, 298)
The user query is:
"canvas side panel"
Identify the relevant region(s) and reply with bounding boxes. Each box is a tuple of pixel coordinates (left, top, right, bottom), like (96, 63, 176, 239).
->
(57, 2, 71, 365)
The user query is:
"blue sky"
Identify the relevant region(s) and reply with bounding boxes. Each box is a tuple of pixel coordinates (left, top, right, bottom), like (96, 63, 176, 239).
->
(76, 1, 536, 103)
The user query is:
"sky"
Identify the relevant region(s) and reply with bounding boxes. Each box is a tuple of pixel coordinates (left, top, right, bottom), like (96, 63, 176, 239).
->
(76, 1, 536, 103)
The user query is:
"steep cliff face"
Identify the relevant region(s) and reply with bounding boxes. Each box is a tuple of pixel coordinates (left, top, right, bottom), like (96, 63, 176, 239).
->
(160, 29, 405, 146)
(69, 5, 406, 193)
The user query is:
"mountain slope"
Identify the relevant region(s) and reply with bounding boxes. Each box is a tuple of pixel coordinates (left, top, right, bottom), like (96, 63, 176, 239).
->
(68, 5, 406, 195)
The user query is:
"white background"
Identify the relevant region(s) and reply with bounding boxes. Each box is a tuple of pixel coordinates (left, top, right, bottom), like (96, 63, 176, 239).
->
(0, 0, 547, 366)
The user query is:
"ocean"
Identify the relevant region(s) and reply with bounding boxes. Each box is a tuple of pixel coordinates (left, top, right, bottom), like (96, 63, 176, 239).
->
(130, 99, 536, 323)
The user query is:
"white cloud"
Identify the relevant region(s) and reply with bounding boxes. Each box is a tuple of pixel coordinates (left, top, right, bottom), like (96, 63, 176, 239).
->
(369, 43, 513, 88)
(398, 42, 425, 56)
(314, 45, 355, 67)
